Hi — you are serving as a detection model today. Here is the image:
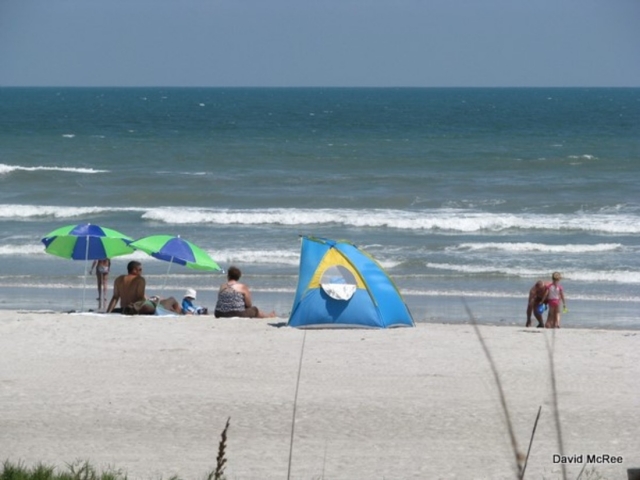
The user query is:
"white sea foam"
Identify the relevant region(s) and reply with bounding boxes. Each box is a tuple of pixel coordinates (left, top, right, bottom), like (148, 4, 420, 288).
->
(214, 241, 400, 269)
(3, 203, 640, 235)
(0, 204, 141, 219)
(157, 170, 208, 176)
(62, 134, 75, 138)
(0, 244, 46, 256)
(30, 246, 295, 266)
(425, 262, 640, 284)
(450, 242, 624, 254)
(141, 207, 640, 234)
(400, 288, 640, 302)
(213, 248, 300, 266)
(0, 205, 115, 219)
(0, 163, 109, 175)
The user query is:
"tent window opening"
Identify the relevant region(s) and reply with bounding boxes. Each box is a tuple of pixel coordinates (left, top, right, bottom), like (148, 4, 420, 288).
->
(320, 265, 357, 301)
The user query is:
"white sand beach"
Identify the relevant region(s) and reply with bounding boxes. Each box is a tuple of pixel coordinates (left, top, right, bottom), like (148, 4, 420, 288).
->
(1, 310, 638, 480)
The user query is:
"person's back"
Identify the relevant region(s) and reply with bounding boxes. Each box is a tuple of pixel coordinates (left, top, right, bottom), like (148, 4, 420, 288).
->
(107, 261, 146, 313)
(214, 266, 275, 318)
(114, 275, 146, 309)
(215, 283, 246, 313)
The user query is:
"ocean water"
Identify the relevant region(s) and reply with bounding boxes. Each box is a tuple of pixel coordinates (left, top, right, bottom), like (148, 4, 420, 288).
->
(1, 87, 639, 329)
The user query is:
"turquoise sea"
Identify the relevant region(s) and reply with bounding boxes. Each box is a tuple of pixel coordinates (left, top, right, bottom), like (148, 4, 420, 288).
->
(1, 87, 639, 329)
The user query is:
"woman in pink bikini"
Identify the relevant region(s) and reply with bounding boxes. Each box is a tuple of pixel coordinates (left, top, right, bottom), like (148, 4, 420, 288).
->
(541, 272, 567, 328)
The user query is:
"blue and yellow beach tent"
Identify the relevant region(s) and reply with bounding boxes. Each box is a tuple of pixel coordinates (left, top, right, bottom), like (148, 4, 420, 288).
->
(287, 236, 415, 329)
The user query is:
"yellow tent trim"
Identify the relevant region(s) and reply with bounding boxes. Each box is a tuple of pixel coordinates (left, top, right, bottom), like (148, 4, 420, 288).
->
(308, 248, 366, 289)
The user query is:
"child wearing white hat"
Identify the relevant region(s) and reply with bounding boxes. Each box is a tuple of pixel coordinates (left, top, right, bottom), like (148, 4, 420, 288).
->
(181, 288, 208, 315)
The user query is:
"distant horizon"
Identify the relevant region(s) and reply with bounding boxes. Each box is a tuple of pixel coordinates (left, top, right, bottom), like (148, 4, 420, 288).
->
(2, 85, 639, 89)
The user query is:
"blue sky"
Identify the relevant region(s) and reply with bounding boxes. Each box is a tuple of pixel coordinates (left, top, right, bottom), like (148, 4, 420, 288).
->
(1, 0, 639, 87)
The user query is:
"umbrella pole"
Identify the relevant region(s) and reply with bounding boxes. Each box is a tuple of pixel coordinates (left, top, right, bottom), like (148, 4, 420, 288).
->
(163, 257, 173, 291)
(82, 235, 89, 312)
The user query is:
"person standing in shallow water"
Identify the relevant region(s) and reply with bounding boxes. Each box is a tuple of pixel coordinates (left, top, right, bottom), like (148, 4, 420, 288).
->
(90, 258, 110, 309)
(214, 266, 276, 318)
(541, 272, 567, 329)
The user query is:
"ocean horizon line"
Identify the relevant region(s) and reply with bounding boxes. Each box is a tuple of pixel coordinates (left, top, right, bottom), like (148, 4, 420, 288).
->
(2, 85, 640, 90)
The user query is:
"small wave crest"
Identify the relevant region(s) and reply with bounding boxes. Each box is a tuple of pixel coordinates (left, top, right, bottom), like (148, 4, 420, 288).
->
(450, 242, 624, 254)
(0, 204, 140, 219)
(213, 248, 300, 266)
(426, 262, 640, 284)
(0, 244, 46, 256)
(400, 288, 640, 302)
(0, 205, 110, 219)
(0, 163, 109, 175)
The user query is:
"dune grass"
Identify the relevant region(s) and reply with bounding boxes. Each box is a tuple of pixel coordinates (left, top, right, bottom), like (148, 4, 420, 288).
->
(1, 417, 231, 480)
(209, 417, 230, 480)
(1, 457, 228, 480)
(0, 460, 127, 480)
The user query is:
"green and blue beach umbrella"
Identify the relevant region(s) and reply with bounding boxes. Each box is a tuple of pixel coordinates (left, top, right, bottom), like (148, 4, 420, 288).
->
(41, 223, 135, 260)
(129, 235, 222, 290)
(129, 235, 221, 271)
(41, 223, 135, 311)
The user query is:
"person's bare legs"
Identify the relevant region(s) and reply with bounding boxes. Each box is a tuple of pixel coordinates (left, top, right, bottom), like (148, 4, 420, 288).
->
(243, 306, 276, 318)
(159, 297, 182, 314)
(96, 273, 104, 307)
(101, 273, 108, 309)
(546, 305, 559, 328)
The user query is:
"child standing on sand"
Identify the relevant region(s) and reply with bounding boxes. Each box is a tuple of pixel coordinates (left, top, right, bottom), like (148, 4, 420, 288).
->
(542, 272, 567, 328)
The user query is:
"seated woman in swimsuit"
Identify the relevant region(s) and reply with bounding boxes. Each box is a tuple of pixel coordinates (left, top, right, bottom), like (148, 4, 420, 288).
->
(214, 266, 275, 318)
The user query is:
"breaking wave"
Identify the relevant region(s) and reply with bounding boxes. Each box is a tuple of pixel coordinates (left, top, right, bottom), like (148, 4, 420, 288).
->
(0, 204, 138, 219)
(3, 203, 640, 235)
(141, 207, 640, 234)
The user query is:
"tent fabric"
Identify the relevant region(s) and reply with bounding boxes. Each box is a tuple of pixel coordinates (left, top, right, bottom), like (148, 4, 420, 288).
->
(288, 236, 415, 329)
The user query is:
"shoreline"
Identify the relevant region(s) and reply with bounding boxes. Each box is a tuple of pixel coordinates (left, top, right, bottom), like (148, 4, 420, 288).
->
(1, 289, 638, 331)
(1, 310, 638, 479)
(1, 283, 639, 331)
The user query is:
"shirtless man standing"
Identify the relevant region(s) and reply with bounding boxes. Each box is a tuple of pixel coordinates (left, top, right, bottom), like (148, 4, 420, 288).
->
(106, 261, 147, 313)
